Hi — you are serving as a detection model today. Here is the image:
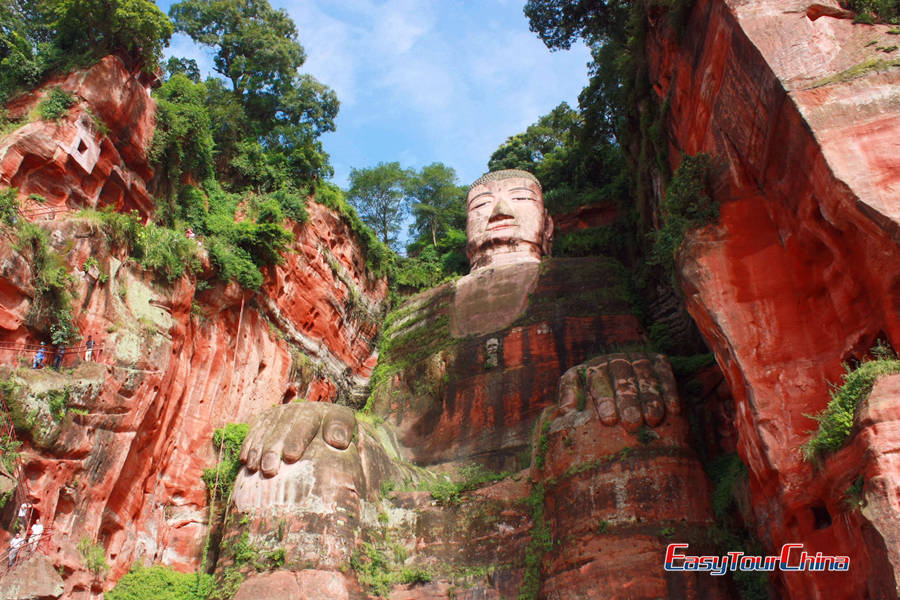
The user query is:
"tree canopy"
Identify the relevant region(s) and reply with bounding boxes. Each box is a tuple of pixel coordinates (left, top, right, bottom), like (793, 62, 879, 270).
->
(0, 0, 172, 102)
(405, 163, 466, 249)
(345, 162, 411, 251)
(170, 0, 338, 190)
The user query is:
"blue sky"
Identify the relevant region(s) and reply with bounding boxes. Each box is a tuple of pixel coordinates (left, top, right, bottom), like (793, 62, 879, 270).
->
(158, 1, 591, 190)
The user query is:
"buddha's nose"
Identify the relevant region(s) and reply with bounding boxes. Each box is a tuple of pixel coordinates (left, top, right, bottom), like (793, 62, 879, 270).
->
(489, 196, 515, 221)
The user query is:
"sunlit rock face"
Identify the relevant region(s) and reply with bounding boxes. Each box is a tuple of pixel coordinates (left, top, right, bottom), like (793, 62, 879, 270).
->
(645, 0, 900, 597)
(232, 402, 408, 568)
(0, 56, 390, 596)
(0, 55, 157, 217)
(536, 353, 727, 600)
(465, 170, 553, 272)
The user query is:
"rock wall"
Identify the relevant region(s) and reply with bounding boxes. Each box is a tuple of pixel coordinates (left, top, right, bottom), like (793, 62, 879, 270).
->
(646, 1, 900, 597)
(0, 57, 388, 598)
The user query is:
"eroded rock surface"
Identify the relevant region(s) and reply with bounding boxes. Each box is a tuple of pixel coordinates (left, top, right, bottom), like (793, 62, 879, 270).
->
(646, 0, 900, 597)
(0, 57, 388, 598)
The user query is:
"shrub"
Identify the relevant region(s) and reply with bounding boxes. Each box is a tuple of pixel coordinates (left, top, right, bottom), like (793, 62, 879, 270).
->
(425, 463, 512, 506)
(77, 538, 108, 579)
(16, 222, 77, 343)
(0, 187, 20, 226)
(150, 75, 214, 203)
(651, 153, 718, 273)
(202, 423, 249, 501)
(37, 88, 75, 121)
(803, 354, 900, 460)
(842, 0, 900, 22)
(106, 563, 213, 600)
(553, 225, 621, 258)
(92, 207, 142, 252)
(135, 223, 200, 283)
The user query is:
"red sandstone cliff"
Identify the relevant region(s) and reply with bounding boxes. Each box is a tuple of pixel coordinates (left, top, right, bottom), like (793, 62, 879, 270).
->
(0, 56, 387, 598)
(646, 1, 900, 597)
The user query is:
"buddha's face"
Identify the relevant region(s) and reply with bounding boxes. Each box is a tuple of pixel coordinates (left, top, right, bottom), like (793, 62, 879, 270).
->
(465, 173, 552, 270)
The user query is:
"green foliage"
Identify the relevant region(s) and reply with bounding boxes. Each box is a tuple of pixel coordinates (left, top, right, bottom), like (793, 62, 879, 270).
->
(346, 162, 412, 250)
(170, 0, 337, 188)
(0, 432, 22, 474)
(844, 475, 866, 510)
(553, 225, 621, 258)
(843, 0, 900, 22)
(426, 464, 512, 506)
(803, 355, 900, 460)
(265, 547, 285, 569)
(524, 0, 632, 50)
(707, 453, 747, 521)
(107, 564, 213, 600)
(315, 183, 395, 278)
(202, 423, 249, 501)
(535, 420, 551, 469)
(150, 75, 215, 203)
(0, 2, 50, 103)
(648, 322, 673, 353)
(651, 153, 718, 272)
(148, 179, 298, 289)
(406, 163, 466, 245)
(135, 224, 200, 283)
(49, 0, 173, 73)
(37, 87, 75, 121)
(0, 187, 20, 226)
(519, 483, 551, 600)
(399, 566, 432, 585)
(43, 387, 70, 422)
(77, 537, 109, 579)
(90, 207, 142, 252)
(668, 353, 715, 378)
(16, 222, 78, 343)
(350, 542, 393, 597)
(487, 102, 629, 216)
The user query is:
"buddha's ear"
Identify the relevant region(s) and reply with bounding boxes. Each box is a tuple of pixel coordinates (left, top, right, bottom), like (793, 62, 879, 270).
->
(541, 211, 554, 256)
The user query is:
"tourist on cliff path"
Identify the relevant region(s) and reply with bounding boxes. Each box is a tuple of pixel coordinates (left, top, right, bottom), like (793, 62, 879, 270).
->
(28, 519, 43, 552)
(32, 343, 45, 369)
(8, 532, 24, 566)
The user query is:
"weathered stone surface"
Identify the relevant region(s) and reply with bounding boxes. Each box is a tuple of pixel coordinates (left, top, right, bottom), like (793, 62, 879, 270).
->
(0, 553, 65, 599)
(232, 570, 302, 600)
(373, 257, 646, 470)
(534, 353, 725, 600)
(0, 60, 389, 597)
(1, 56, 156, 217)
(646, 1, 900, 598)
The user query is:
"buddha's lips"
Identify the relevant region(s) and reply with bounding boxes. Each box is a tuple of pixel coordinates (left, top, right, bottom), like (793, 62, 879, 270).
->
(487, 222, 517, 232)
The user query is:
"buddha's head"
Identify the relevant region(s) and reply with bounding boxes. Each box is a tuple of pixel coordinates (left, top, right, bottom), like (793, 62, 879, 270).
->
(465, 170, 553, 271)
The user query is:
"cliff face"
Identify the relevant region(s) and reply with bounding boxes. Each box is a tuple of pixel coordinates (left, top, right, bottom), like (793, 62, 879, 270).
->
(646, 1, 900, 597)
(0, 57, 387, 598)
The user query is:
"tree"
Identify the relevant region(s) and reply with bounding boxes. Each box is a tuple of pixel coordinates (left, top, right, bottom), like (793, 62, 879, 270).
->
(406, 163, 466, 248)
(1, 0, 172, 101)
(170, 0, 338, 189)
(49, 0, 173, 72)
(488, 102, 579, 173)
(523, 0, 631, 49)
(346, 162, 411, 251)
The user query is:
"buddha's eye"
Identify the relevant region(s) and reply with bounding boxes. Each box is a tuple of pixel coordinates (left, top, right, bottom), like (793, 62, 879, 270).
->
(514, 196, 535, 202)
(472, 201, 490, 210)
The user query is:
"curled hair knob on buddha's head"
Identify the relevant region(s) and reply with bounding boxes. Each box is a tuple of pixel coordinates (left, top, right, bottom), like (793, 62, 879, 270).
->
(465, 169, 553, 271)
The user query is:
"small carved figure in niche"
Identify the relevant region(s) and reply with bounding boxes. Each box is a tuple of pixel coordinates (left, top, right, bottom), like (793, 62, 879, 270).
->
(484, 337, 500, 369)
